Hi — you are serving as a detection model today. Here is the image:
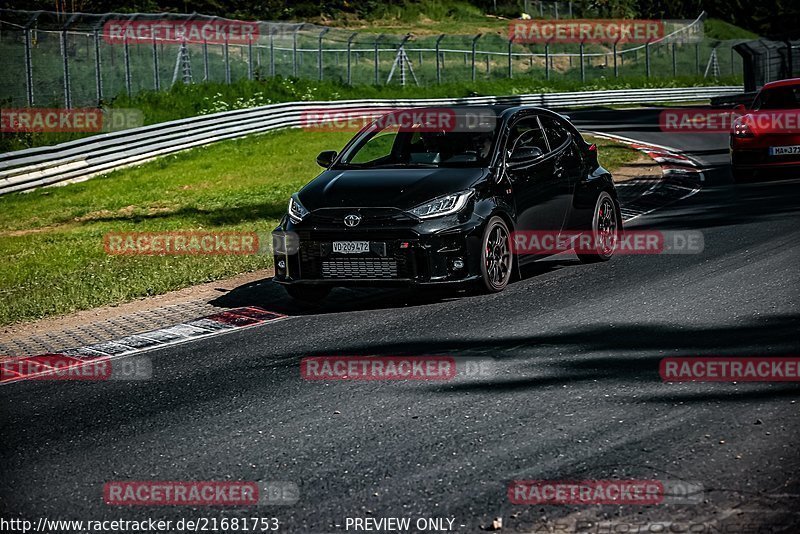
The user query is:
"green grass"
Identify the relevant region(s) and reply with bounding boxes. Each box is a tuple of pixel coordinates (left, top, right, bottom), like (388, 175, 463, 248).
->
(1, 72, 742, 152)
(0, 128, 352, 325)
(584, 134, 641, 172)
(0, 126, 639, 326)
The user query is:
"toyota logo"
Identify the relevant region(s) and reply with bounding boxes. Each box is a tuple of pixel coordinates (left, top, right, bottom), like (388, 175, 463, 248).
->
(344, 214, 362, 227)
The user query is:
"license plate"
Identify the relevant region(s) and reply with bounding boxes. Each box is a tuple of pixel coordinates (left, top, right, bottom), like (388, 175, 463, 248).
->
(332, 241, 370, 254)
(769, 145, 800, 156)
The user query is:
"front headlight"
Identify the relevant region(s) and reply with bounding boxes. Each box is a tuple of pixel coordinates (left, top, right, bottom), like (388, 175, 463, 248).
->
(407, 190, 473, 219)
(288, 194, 309, 223)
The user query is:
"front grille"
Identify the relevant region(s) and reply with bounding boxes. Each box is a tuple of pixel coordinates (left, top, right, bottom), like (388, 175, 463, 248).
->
(307, 208, 417, 229)
(321, 258, 399, 279)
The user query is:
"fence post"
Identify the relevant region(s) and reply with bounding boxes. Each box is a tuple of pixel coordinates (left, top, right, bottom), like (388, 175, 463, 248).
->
(318, 28, 329, 81)
(545, 39, 551, 80)
(347, 32, 357, 85)
(471, 34, 481, 81)
(695, 42, 700, 75)
(203, 40, 209, 81)
(24, 29, 35, 107)
(292, 27, 300, 77)
(269, 29, 275, 77)
(579, 39, 585, 82)
(123, 36, 132, 97)
(672, 42, 677, 77)
(374, 34, 384, 85)
(436, 34, 445, 84)
(508, 37, 514, 78)
(93, 28, 102, 105)
(645, 40, 651, 77)
(152, 36, 160, 90)
(224, 37, 231, 83)
(613, 39, 618, 78)
(248, 36, 254, 80)
(730, 46, 735, 76)
(60, 30, 72, 108)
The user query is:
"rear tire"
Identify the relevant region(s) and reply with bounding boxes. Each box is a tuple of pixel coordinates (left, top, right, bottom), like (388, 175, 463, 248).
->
(577, 191, 621, 264)
(285, 284, 331, 302)
(479, 216, 513, 293)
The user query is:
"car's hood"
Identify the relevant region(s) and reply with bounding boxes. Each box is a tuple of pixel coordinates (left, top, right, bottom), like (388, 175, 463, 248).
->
(298, 167, 488, 211)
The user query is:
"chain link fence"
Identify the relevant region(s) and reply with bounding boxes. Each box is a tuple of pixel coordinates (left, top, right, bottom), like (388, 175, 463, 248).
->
(0, 9, 746, 109)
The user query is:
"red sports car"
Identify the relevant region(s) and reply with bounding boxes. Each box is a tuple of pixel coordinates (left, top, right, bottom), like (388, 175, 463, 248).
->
(730, 78, 800, 181)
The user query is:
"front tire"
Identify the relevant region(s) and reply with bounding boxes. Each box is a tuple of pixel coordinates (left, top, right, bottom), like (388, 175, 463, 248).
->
(577, 191, 621, 264)
(479, 216, 513, 293)
(285, 284, 331, 302)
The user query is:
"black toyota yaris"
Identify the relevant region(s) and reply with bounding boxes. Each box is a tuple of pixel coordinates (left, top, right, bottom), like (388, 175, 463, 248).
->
(272, 105, 621, 302)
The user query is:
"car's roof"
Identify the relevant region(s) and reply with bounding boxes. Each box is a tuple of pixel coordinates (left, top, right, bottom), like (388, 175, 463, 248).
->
(410, 104, 564, 120)
(761, 78, 800, 90)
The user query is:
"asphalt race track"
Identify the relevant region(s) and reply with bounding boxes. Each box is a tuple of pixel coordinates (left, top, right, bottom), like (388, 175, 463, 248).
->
(2, 110, 799, 533)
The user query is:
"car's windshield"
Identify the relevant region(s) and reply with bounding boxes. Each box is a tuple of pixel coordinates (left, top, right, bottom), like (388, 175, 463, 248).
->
(753, 86, 800, 110)
(337, 111, 499, 169)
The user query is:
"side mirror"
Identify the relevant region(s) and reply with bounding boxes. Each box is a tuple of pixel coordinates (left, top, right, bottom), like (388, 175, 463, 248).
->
(507, 146, 544, 167)
(316, 150, 337, 168)
(733, 104, 747, 113)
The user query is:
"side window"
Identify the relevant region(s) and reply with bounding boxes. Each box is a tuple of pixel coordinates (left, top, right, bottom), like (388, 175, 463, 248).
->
(349, 131, 397, 164)
(507, 117, 549, 157)
(539, 116, 571, 150)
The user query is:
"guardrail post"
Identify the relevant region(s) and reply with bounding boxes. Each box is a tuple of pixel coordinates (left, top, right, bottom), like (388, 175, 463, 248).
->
(123, 36, 132, 97)
(224, 37, 231, 83)
(471, 34, 481, 81)
(346, 32, 357, 85)
(318, 28, 329, 81)
(645, 40, 651, 78)
(374, 34, 384, 85)
(613, 39, 618, 78)
(436, 34, 445, 84)
(579, 39, 585, 82)
(152, 36, 160, 90)
(569, 1, 573, 18)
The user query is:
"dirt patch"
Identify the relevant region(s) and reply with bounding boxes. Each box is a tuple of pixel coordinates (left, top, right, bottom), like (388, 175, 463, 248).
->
(613, 153, 662, 182)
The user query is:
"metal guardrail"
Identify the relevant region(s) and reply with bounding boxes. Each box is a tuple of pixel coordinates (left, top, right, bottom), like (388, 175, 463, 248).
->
(0, 86, 742, 195)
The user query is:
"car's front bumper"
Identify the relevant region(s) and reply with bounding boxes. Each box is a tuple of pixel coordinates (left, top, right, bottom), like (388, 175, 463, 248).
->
(272, 213, 485, 287)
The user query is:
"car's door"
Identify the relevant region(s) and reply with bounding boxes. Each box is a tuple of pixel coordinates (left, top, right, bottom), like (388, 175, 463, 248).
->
(539, 115, 582, 230)
(504, 115, 564, 235)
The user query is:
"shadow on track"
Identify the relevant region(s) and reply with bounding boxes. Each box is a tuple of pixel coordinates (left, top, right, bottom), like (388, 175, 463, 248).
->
(208, 258, 583, 316)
